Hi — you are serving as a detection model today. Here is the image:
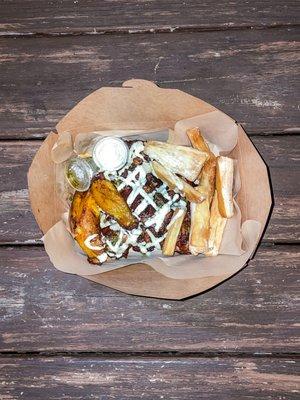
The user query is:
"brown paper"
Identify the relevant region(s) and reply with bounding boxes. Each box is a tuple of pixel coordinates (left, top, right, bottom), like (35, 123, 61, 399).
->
(43, 117, 248, 279)
(28, 80, 272, 299)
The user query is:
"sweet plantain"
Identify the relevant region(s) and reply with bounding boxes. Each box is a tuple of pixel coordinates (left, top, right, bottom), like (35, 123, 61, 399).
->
(90, 179, 138, 230)
(70, 192, 105, 264)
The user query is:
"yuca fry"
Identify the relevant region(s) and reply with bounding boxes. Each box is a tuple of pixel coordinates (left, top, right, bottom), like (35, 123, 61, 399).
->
(216, 156, 234, 218)
(200, 158, 217, 201)
(144, 140, 208, 181)
(189, 200, 210, 255)
(91, 179, 138, 230)
(152, 161, 205, 203)
(189, 158, 216, 255)
(70, 191, 89, 231)
(205, 190, 227, 256)
(162, 208, 187, 256)
(187, 127, 215, 159)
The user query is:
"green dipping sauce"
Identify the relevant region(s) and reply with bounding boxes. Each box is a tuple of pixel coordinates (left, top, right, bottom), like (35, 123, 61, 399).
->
(65, 158, 93, 192)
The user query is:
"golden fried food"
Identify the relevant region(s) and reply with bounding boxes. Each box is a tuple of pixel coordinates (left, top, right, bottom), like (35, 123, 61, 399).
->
(144, 140, 208, 181)
(70, 191, 87, 231)
(200, 158, 217, 201)
(216, 156, 234, 218)
(186, 128, 217, 255)
(162, 208, 186, 256)
(187, 127, 215, 160)
(68, 134, 236, 265)
(90, 179, 138, 230)
(205, 190, 227, 256)
(189, 158, 217, 255)
(70, 192, 105, 264)
(152, 161, 206, 204)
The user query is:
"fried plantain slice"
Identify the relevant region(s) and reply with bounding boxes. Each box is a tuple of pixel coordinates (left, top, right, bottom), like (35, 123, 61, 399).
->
(90, 179, 138, 230)
(70, 192, 106, 264)
(70, 191, 89, 231)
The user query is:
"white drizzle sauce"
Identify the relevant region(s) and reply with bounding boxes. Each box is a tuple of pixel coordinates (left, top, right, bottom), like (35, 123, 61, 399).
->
(166, 208, 185, 230)
(84, 234, 104, 251)
(98, 253, 108, 263)
(99, 141, 186, 260)
(145, 197, 179, 232)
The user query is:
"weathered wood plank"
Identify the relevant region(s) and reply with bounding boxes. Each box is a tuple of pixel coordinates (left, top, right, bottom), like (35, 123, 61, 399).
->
(0, 245, 299, 352)
(0, 28, 299, 139)
(0, 136, 299, 244)
(0, 356, 299, 400)
(0, 0, 298, 35)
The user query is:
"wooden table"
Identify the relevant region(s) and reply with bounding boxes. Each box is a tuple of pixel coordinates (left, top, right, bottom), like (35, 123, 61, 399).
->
(0, 1, 299, 398)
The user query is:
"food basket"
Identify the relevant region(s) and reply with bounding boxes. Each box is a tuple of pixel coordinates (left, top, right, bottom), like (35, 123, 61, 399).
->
(28, 79, 272, 299)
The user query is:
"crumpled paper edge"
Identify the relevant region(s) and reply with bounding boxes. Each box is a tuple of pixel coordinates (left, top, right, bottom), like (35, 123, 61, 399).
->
(42, 110, 261, 279)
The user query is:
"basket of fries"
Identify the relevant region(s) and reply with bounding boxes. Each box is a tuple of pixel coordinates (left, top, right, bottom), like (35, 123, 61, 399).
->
(28, 79, 272, 299)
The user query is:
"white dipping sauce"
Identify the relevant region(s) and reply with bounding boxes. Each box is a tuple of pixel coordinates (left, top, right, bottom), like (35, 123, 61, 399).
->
(93, 137, 129, 171)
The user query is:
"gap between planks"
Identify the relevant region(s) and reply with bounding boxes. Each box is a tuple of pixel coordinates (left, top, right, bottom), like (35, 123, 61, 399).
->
(0, 350, 299, 360)
(0, 22, 299, 38)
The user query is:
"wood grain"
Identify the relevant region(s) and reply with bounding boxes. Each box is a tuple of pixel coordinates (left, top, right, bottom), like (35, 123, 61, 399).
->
(0, 0, 298, 35)
(0, 1, 299, 395)
(0, 356, 299, 400)
(0, 27, 299, 139)
(0, 244, 299, 352)
(0, 136, 299, 244)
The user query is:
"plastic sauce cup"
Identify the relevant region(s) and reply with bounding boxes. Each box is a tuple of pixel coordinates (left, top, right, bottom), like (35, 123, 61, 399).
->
(92, 137, 129, 172)
(65, 157, 96, 192)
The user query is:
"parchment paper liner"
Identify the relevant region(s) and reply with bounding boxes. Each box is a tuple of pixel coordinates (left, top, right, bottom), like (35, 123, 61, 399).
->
(27, 80, 272, 298)
(43, 112, 261, 279)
